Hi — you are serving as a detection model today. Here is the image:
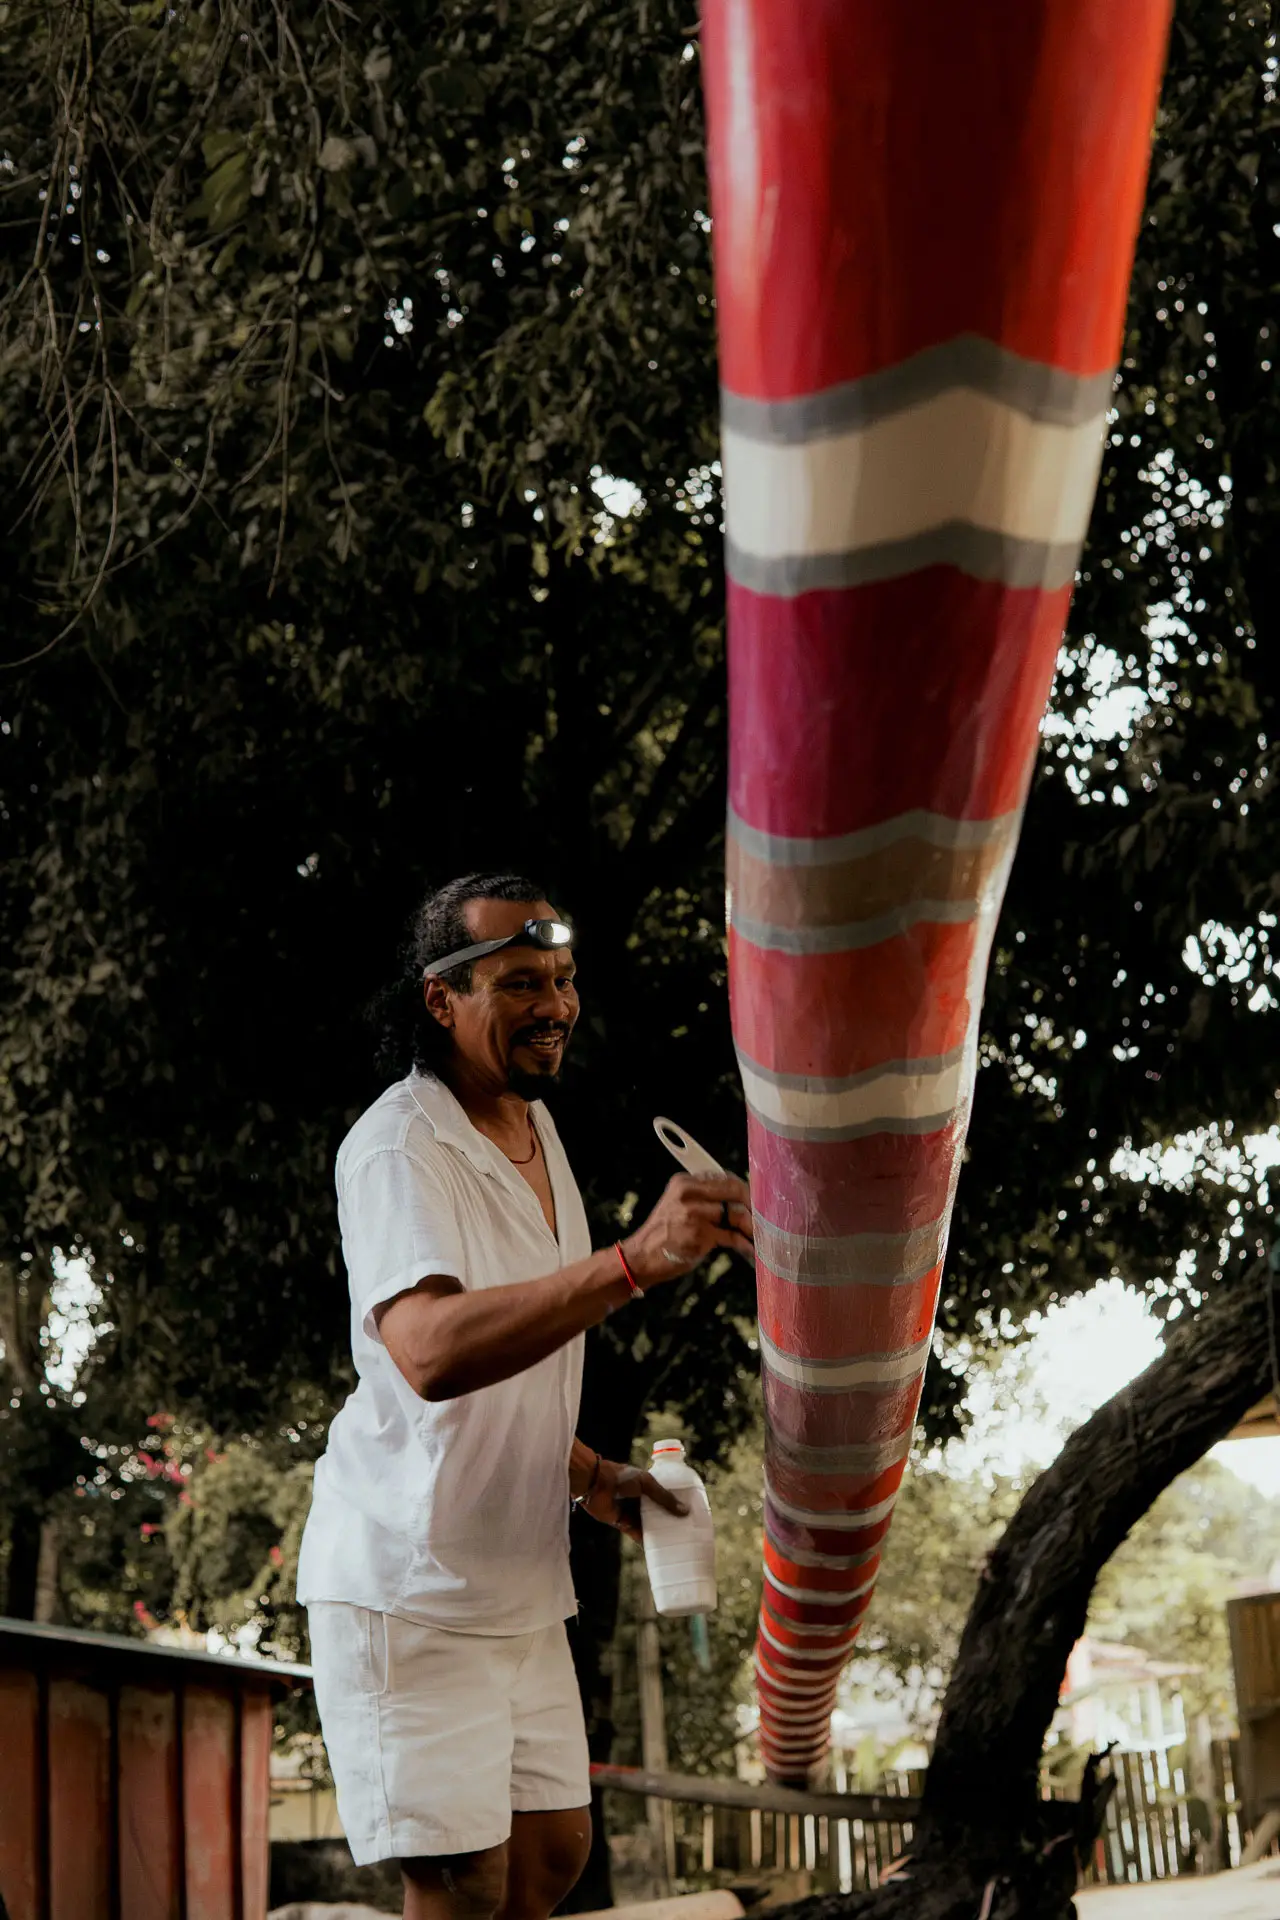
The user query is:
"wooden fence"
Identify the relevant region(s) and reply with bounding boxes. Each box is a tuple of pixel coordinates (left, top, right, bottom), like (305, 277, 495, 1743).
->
(662, 1779, 923, 1894)
(0, 1615, 310, 1920)
(597, 1739, 1251, 1896)
(593, 1762, 921, 1897)
(1076, 1740, 1245, 1886)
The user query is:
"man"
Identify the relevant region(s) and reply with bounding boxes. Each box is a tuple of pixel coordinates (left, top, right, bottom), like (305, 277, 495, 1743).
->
(297, 872, 752, 1920)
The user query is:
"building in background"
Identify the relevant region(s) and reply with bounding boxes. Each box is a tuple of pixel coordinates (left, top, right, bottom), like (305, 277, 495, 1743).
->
(1053, 1635, 1193, 1756)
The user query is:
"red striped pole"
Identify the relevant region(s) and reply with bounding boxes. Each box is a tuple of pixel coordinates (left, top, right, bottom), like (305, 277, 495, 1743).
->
(700, 0, 1173, 1781)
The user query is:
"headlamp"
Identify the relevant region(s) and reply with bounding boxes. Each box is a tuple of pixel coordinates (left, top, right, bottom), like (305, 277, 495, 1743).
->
(424, 917, 574, 979)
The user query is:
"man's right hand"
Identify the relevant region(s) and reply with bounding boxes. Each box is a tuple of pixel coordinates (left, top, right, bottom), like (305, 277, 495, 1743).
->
(621, 1172, 754, 1288)
(376, 1171, 753, 1400)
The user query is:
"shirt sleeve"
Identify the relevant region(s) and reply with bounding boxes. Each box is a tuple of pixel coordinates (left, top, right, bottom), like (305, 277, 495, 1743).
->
(339, 1146, 466, 1344)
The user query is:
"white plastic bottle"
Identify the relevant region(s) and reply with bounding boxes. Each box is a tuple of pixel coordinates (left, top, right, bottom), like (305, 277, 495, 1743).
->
(642, 1439, 717, 1617)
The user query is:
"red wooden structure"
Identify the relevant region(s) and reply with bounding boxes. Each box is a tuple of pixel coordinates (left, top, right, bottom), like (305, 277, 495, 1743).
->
(0, 1616, 309, 1920)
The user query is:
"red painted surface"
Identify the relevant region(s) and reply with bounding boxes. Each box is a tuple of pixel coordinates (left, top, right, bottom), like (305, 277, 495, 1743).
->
(727, 573, 1072, 835)
(731, 926, 977, 1077)
(702, 0, 1173, 395)
(0, 1619, 309, 1920)
(48, 1678, 111, 1920)
(701, 0, 1175, 1775)
(0, 1668, 41, 1920)
(119, 1684, 182, 1920)
(184, 1685, 239, 1920)
(240, 1690, 274, 1920)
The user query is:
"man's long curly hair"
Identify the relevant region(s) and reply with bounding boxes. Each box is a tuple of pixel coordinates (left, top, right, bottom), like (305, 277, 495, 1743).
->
(369, 872, 546, 1080)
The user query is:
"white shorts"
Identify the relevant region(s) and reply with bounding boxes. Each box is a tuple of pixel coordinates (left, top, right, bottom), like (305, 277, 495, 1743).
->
(307, 1605, 590, 1866)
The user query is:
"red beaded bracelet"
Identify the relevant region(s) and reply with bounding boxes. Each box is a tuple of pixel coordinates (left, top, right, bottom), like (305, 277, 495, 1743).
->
(613, 1241, 642, 1299)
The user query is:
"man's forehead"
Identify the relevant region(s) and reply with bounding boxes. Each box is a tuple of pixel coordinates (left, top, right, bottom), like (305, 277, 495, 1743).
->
(463, 896, 557, 938)
(486, 943, 576, 984)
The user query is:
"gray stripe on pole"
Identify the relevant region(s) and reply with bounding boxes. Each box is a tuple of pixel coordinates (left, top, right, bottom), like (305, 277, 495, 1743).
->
(720, 337, 1117, 443)
(731, 896, 979, 953)
(746, 1103, 960, 1144)
(765, 1430, 914, 1476)
(763, 1364, 929, 1405)
(739, 1048, 965, 1096)
(761, 1330, 932, 1389)
(726, 522, 1084, 598)
(754, 1217, 948, 1288)
(762, 1529, 883, 1572)
(727, 806, 1018, 867)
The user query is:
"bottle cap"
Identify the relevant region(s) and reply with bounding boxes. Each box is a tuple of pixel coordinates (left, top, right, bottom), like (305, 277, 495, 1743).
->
(652, 1439, 685, 1457)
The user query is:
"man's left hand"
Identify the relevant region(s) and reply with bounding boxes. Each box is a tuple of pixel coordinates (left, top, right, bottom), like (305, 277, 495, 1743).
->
(579, 1458, 687, 1541)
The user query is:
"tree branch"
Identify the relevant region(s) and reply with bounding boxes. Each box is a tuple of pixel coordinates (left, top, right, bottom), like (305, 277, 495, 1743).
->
(778, 1261, 1277, 1920)
(924, 1256, 1276, 1834)
(0, 1259, 39, 1395)
(624, 666, 722, 858)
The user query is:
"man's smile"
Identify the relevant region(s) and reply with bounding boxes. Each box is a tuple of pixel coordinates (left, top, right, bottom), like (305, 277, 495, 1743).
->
(514, 1027, 568, 1059)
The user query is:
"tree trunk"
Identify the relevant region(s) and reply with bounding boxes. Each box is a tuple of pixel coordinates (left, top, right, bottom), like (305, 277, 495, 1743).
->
(564, 1517, 625, 1914)
(783, 1259, 1276, 1919)
(4, 1505, 41, 1619)
(33, 1517, 59, 1623)
(560, 1335, 649, 1914)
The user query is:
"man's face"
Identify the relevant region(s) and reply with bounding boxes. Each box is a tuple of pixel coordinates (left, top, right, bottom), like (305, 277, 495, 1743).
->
(432, 897, 579, 1097)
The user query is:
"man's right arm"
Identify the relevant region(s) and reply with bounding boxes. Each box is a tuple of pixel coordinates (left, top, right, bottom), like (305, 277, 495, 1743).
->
(375, 1172, 752, 1400)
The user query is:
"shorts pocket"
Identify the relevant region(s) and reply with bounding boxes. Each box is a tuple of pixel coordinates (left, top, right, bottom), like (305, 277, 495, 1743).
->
(361, 1607, 392, 1698)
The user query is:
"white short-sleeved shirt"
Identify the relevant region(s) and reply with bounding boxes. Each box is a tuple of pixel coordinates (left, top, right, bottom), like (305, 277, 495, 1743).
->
(296, 1070, 591, 1634)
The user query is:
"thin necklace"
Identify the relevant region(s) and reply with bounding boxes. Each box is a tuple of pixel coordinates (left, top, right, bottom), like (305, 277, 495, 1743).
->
(503, 1115, 538, 1166)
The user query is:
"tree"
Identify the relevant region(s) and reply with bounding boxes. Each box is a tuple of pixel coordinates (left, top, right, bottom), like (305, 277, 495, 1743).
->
(953, 0, 1280, 1332)
(891, 1266, 1280, 1920)
(2, 0, 1280, 1907)
(0, 11, 747, 1898)
(1088, 1452, 1280, 1730)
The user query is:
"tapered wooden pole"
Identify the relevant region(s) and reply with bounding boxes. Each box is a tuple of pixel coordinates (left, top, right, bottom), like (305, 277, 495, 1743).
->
(699, 0, 1174, 1779)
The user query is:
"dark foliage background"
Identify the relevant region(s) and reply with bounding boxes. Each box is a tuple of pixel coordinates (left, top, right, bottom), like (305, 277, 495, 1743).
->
(1, 0, 1278, 1892)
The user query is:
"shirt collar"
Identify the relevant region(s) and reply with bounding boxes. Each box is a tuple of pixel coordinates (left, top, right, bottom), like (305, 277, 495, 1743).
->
(405, 1069, 544, 1179)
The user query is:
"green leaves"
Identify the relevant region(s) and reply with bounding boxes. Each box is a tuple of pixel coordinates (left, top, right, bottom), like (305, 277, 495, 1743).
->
(956, 0, 1280, 1348)
(202, 131, 245, 169)
(0, 0, 740, 1625)
(191, 148, 251, 233)
(0, 0, 1277, 1650)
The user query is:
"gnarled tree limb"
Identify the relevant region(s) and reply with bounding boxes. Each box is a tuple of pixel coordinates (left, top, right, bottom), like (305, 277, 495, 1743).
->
(784, 1258, 1275, 1919)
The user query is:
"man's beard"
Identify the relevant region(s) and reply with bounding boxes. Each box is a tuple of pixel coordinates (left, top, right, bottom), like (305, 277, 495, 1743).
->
(507, 1025, 570, 1103)
(508, 1064, 563, 1102)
